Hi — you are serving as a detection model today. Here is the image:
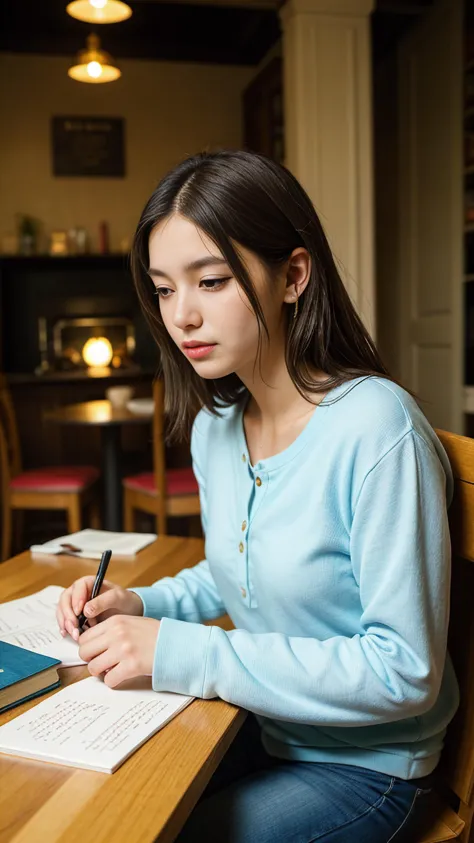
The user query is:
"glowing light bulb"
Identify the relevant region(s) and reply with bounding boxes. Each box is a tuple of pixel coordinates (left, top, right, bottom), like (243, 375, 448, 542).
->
(82, 337, 113, 367)
(87, 61, 103, 79)
(90, 0, 107, 8)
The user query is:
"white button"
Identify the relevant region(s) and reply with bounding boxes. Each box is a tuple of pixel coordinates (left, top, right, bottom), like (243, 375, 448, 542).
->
(241, 587, 247, 598)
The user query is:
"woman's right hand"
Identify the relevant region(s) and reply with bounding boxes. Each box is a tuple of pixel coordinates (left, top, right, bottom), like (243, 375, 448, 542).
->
(56, 576, 144, 641)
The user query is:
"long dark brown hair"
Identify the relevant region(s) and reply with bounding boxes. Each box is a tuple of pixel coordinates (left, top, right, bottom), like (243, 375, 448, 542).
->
(131, 149, 394, 441)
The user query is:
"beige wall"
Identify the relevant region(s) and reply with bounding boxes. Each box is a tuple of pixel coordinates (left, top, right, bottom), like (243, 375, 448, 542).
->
(0, 53, 254, 252)
(374, 51, 401, 379)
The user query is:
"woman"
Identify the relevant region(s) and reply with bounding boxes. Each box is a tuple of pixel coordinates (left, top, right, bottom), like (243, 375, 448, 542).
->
(57, 150, 459, 843)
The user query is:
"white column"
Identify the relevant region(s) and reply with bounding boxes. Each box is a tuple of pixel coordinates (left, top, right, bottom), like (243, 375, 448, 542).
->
(280, 0, 376, 335)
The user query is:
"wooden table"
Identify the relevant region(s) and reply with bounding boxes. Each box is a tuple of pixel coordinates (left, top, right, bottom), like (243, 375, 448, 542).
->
(44, 400, 153, 531)
(0, 537, 245, 843)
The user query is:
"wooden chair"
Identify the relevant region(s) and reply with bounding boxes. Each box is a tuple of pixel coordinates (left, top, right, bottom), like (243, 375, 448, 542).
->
(0, 373, 100, 561)
(123, 379, 200, 535)
(407, 428, 474, 842)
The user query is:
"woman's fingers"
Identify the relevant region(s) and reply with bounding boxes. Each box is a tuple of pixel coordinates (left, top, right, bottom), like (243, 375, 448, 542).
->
(103, 661, 133, 689)
(83, 586, 125, 620)
(71, 576, 95, 615)
(57, 588, 80, 638)
(57, 576, 95, 637)
(57, 578, 123, 639)
(86, 648, 119, 678)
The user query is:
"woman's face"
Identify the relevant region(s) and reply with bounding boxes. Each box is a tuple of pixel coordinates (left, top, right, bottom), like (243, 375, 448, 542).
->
(148, 213, 287, 381)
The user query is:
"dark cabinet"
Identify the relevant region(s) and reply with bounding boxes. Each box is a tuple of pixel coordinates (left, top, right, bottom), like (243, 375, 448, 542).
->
(243, 57, 284, 164)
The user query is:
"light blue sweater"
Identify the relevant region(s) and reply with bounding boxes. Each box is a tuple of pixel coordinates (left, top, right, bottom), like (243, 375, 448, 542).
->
(131, 376, 460, 780)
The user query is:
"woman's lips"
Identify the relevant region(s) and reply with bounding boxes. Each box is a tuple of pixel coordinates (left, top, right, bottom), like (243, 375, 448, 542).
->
(183, 344, 217, 359)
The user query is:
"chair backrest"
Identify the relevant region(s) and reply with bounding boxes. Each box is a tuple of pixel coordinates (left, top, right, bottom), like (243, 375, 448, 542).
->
(0, 373, 21, 476)
(434, 429, 474, 818)
(152, 378, 167, 535)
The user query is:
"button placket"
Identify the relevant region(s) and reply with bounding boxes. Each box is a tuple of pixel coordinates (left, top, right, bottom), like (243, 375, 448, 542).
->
(236, 453, 250, 605)
(237, 451, 268, 609)
(240, 463, 267, 609)
(238, 534, 250, 604)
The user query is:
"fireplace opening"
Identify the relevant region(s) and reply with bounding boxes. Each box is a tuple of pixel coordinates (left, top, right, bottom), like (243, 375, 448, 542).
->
(37, 316, 137, 376)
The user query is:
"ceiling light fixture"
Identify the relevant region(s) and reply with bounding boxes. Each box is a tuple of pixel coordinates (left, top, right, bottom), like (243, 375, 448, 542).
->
(66, 0, 132, 24)
(68, 33, 121, 83)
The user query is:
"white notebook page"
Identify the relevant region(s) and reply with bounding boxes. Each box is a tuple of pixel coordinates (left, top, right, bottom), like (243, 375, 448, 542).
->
(0, 676, 193, 773)
(0, 586, 84, 666)
(30, 529, 157, 559)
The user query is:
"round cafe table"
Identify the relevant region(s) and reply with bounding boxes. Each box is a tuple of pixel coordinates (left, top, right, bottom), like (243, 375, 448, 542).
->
(44, 400, 153, 531)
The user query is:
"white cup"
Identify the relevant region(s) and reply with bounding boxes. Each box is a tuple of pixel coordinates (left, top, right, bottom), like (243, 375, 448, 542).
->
(106, 385, 134, 408)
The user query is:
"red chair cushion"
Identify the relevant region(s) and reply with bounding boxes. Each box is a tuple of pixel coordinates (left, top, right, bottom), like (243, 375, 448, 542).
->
(10, 466, 99, 493)
(124, 467, 198, 497)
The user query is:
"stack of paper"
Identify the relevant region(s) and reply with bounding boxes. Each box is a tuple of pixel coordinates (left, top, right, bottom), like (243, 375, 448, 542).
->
(0, 586, 83, 666)
(30, 529, 157, 560)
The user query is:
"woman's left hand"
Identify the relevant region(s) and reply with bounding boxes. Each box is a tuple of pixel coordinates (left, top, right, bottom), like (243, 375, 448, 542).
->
(78, 615, 161, 688)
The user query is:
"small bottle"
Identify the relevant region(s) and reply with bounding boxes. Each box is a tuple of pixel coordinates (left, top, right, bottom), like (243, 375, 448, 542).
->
(75, 227, 88, 254)
(98, 221, 109, 254)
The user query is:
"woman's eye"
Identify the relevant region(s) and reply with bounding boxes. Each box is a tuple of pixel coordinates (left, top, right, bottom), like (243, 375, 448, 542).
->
(153, 277, 230, 298)
(200, 277, 231, 291)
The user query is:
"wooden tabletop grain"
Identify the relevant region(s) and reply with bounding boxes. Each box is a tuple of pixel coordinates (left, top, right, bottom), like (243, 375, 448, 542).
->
(0, 538, 245, 843)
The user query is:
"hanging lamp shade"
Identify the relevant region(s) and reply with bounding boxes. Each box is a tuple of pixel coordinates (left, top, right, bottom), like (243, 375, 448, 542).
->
(68, 33, 121, 83)
(66, 0, 132, 24)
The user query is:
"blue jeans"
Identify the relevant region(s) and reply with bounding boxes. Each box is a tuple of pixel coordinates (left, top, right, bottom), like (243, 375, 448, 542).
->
(175, 714, 434, 843)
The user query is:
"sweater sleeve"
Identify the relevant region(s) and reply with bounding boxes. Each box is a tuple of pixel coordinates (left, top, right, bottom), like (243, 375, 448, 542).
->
(129, 414, 226, 623)
(151, 429, 452, 725)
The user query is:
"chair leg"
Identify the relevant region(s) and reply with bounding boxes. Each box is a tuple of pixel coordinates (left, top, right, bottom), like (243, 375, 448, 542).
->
(124, 491, 135, 532)
(1, 502, 12, 562)
(13, 510, 25, 554)
(157, 511, 167, 536)
(67, 496, 82, 534)
(89, 498, 101, 529)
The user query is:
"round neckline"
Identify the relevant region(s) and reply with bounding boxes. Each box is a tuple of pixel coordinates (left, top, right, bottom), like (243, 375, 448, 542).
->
(237, 377, 368, 472)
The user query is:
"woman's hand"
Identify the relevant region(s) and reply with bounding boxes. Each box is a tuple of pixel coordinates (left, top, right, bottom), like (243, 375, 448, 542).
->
(56, 576, 144, 641)
(78, 615, 161, 688)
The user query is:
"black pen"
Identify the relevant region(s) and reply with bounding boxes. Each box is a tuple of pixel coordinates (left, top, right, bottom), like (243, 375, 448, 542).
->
(77, 548, 112, 633)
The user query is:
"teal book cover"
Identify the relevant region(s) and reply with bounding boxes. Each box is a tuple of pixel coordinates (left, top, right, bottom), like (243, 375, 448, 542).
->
(0, 641, 61, 713)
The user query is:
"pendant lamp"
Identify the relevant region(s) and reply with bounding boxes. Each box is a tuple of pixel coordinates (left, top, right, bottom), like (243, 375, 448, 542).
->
(66, 0, 132, 24)
(68, 33, 121, 83)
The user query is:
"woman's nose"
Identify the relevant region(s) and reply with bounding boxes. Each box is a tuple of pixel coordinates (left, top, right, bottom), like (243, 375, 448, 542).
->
(172, 294, 202, 330)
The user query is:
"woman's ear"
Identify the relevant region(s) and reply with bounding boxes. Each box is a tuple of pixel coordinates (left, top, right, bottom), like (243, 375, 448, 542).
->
(283, 248, 311, 304)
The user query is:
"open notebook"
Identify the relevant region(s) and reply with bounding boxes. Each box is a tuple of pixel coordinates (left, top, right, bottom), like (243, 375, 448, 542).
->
(0, 586, 84, 667)
(0, 676, 193, 773)
(30, 529, 157, 560)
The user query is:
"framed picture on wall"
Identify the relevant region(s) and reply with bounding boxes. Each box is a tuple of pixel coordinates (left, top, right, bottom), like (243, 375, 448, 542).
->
(51, 116, 125, 177)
